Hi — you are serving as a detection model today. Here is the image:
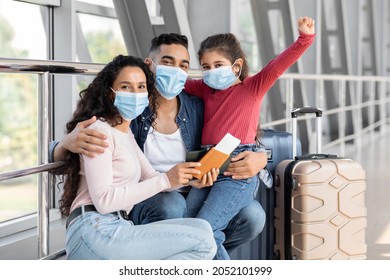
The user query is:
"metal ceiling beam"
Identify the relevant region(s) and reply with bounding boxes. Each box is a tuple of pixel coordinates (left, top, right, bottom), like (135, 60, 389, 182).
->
(52, 0, 77, 140)
(158, 0, 198, 68)
(114, 0, 197, 67)
(113, 0, 154, 58)
(250, 0, 310, 152)
(321, 0, 347, 139)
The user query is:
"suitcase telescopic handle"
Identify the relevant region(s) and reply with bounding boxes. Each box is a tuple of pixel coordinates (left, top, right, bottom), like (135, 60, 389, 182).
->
(291, 106, 323, 158)
(291, 107, 323, 118)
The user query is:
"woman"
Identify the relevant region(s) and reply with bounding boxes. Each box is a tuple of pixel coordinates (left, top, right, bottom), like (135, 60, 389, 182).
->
(59, 55, 216, 260)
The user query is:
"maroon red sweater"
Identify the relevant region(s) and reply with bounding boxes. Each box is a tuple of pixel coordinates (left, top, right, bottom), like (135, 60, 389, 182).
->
(185, 32, 315, 145)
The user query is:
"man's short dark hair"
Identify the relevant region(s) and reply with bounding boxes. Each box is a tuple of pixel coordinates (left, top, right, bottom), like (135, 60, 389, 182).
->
(149, 33, 189, 55)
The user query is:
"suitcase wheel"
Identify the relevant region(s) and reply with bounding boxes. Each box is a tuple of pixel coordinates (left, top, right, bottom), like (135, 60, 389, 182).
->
(274, 250, 281, 260)
(274, 175, 280, 187)
(292, 177, 298, 190)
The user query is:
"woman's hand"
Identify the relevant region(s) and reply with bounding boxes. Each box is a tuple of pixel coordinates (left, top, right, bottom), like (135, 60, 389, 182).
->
(224, 151, 267, 180)
(298, 16, 315, 35)
(54, 116, 108, 161)
(165, 162, 202, 188)
(190, 168, 219, 189)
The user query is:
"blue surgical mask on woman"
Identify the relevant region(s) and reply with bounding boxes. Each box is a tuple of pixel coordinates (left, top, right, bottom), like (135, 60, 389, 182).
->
(203, 62, 240, 90)
(111, 88, 149, 121)
(152, 61, 188, 100)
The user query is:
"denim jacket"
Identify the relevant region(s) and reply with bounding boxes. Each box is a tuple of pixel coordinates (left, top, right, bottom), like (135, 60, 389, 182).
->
(131, 91, 204, 152)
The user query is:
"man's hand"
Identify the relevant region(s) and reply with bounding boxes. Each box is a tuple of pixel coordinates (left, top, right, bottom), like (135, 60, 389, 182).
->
(190, 168, 219, 189)
(224, 151, 267, 180)
(54, 116, 108, 161)
(298, 16, 315, 35)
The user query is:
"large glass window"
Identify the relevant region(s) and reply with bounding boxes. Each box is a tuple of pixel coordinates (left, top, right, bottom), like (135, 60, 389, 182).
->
(77, 13, 127, 63)
(0, 0, 48, 222)
(0, 72, 39, 223)
(78, 0, 114, 8)
(0, 0, 47, 59)
(230, 0, 259, 72)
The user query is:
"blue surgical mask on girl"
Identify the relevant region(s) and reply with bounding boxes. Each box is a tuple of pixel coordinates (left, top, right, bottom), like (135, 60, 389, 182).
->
(203, 61, 241, 90)
(111, 88, 149, 121)
(152, 61, 188, 100)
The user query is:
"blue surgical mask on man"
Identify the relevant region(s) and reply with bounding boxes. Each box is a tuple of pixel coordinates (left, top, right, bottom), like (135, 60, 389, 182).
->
(203, 62, 240, 90)
(111, 88, 149, 121)
(151, 61, 188, 100)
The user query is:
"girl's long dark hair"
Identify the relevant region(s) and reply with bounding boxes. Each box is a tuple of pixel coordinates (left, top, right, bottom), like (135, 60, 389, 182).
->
(197, 33, 249, 81)
(58, 55, 158, 217)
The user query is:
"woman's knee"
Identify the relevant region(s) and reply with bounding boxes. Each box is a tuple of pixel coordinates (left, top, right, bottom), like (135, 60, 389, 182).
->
(192, 218, 218, 258)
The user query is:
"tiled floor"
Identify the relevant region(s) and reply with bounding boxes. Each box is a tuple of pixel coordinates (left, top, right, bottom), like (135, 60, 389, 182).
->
(354, 131, 390, 260)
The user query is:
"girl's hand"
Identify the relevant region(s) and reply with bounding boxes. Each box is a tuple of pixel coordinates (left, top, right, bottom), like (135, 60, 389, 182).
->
(190, 168, 219, 189)
(298, 16, 315, 35)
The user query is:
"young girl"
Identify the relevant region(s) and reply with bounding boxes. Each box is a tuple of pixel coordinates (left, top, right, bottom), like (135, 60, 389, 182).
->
(59, 55, 216, 260)
(184, 17, 315, 259)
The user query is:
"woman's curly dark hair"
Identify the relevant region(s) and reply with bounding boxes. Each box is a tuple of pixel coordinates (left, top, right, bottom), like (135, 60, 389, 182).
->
(58, 55, 158, 217)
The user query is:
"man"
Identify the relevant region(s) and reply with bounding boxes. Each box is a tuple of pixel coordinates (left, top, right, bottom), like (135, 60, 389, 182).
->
(50, 33, 268, 259)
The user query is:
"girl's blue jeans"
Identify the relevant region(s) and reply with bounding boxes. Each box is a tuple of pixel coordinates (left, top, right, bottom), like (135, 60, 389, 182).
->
(186, 144, 263, 260)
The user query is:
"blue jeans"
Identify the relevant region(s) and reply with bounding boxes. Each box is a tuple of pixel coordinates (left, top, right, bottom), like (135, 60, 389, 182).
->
(224, 199, 265, 253)
(186, 144, 263, 259)
(66, 208, 216, 260)
(130, 191, 265, 257)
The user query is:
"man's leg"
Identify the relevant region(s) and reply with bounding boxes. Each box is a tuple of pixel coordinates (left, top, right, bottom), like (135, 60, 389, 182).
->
(185, 187, 210, 218)
(223, 199, 266, 253)
(129, 191, 186, 225)
(187, 175, 259, 259)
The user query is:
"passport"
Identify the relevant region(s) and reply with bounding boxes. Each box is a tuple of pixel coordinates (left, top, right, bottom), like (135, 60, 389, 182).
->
(187, 133, 241, 180)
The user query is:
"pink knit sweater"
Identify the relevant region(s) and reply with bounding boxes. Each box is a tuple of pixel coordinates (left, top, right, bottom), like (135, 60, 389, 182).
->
(70, 120, 171, 214)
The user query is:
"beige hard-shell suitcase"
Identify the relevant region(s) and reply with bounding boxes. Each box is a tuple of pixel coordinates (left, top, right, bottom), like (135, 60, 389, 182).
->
(274, 107, 367, 260)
